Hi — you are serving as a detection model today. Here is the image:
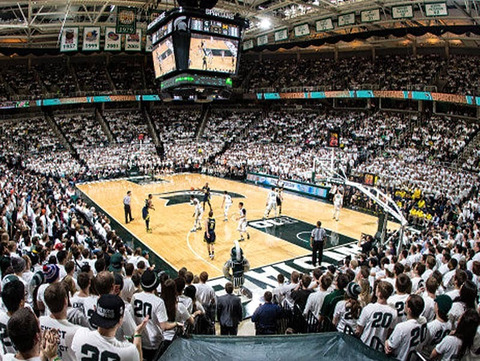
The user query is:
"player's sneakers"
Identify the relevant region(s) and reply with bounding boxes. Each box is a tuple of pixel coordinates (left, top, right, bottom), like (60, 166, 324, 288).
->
(239, 237, 245, 242)
(191, 228, 196, 232)
(198, 227, 202, 230)
(146, 228, 152, 233)
(224, 218, 228, 221)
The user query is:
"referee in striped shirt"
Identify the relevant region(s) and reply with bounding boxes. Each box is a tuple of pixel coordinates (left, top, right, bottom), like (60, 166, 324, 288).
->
(310, 221, 326, 267)
(123, 190, 133, 224)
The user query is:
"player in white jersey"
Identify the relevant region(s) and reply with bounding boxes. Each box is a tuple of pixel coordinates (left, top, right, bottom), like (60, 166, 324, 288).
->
(40, 283, 83, 361)
(131, 270, 178, 361)
(190, 196, 204, 232)
(0, 280, 25, 355)
(236, 202, 250, 241)
(356, 281, 396, 352)
(386, 295, 427, 361)
(333, 190, 343, 221)
(72, 294, 149, 361)
(221, 191, 233, 221)
(263, 187, 278, 219)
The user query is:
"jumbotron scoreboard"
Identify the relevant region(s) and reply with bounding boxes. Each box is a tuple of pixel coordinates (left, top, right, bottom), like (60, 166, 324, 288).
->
(148, 8, 248, 100)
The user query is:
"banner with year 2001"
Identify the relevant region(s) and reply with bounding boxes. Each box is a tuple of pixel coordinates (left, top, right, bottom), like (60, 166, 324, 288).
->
(104, 27, 121, 51)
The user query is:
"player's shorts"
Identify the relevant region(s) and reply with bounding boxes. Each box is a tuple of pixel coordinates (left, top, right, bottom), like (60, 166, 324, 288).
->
(204, 231, 216, 244)
(203, 195, 210, 202)
(237, 220, 247, 232)
(276, 198, 282, 206)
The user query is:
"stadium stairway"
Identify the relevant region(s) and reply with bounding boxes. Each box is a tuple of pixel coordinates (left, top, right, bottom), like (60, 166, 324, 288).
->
(455, 126, 480, 167)
(143, 106, 164, 158)
(67, 61, 81, 93)
(44, 112, 81, 161)
(95, 108, 114, 143)
(195, 104, 211, 140)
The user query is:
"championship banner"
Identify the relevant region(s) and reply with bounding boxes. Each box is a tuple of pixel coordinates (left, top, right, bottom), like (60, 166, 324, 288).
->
(82, 27, 100, 51)
(294, 24, 310, 37)
(125, 29, 142, 51)
(243, 39, 254, 50)
(274, 28, 288, 41)
(391, 5, 413, 19)
(60, 27, 78, 52)
(338, 13, 355, 27)
(145, 34, 153, 52)
(104, 27, 121, 51)
(116, 6, 136, 34)
(361, 9, 380, 23)
(257, 34, 268, 46)
(316, 18, 334, 32)
(425, 2, 448, 17)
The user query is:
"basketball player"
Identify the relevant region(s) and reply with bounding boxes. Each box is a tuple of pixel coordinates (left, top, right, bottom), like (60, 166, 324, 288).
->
(221, 190, 233, 221)
(263, 187, 277, 219)
(236, 202, 250, 241)
(276, 187, 284, 215)
(190, 195, 203, 232)
(142, 194, 155, 233)
(204, 211, 216, 260)
(333, 190, 343, 221)
(199, 182, 212, 211)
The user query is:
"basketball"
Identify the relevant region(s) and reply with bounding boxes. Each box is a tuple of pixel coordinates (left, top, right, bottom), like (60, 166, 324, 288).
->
(191, 187, 194, 191)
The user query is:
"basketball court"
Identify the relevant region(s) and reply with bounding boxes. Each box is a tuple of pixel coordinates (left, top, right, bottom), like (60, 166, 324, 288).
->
(77, 173, 397, 316)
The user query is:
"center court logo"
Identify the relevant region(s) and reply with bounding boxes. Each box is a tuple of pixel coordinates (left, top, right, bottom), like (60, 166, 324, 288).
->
(155, 189, 245, 206)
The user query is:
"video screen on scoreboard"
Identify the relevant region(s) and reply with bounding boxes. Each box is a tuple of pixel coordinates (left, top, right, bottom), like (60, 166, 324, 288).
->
(152, 36, 176, 79)
(188, 33, 238, 74)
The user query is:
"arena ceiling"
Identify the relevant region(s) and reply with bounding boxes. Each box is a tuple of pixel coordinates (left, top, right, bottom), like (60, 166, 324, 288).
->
(0, 0, 479, 51)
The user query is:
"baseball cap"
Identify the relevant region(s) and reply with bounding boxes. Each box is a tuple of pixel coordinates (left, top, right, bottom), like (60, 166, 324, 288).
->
(435, 295, 453, 315)
(11, 257, 26, 274)
(346, 282, 361, 299)
(108, 253, 123, 272)
(90, 294, 125, 329)
(141, 269, 159, 292)
(43, 264, 60, 283)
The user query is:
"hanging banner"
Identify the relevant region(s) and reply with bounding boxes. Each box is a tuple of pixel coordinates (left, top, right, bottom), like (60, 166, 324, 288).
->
(294, 24, 310, 37)
(392, 5, 414, 19)
(257, 34, 268, 46)
(125, 29, 142, 51)
(316, 18, 334, 32)
(425, 2, 448, 17)
(116, 6, 136, 34)
(82, 26, 100, 51)
(243, 39, 254, 50)
(145, 34, 153, 52)
(338, 13, 355, 26)
(274, 28, 288, 42)
(105, 27, 122, 51)
(60, 27, 78, 52)
(361, 9, 380, 23)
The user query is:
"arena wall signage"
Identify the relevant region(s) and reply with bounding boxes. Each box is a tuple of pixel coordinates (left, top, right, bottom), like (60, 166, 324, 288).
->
(82, 27, 100, 51)
(315, 18, 334, 32)
(425, 2, 448, 17)
(246, 172, 329, 198)
(360, 9, 381, 23)
(60, 27, 78, 52)
(391, 5, 414, 19)
(116, 6, 137, 34)
(104, 27, 122, 51)
(274, 28, 288, 42)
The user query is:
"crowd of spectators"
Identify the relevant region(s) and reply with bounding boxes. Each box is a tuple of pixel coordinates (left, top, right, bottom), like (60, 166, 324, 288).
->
(2, 53, 480, 101)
